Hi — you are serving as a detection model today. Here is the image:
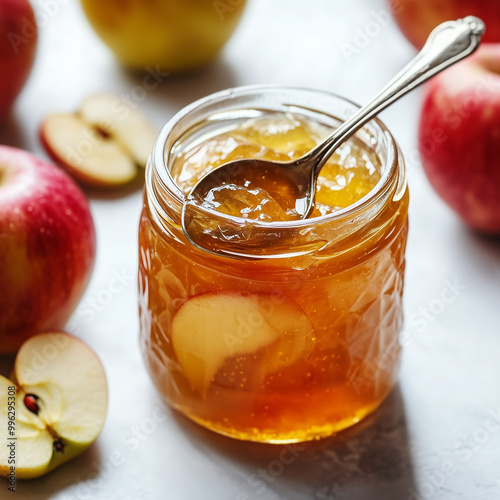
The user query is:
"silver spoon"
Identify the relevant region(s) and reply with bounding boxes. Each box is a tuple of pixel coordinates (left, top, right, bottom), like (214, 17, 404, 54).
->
(182, 16, 485, 253)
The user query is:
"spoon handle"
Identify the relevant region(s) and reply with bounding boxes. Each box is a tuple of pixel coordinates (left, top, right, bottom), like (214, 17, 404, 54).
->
(305, 16, 485, 174)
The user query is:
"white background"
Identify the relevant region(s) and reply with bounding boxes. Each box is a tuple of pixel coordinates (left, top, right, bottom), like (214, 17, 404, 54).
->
(1, 0, 500, 499)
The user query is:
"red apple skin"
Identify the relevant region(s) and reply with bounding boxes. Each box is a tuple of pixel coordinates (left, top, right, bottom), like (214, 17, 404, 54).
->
(0, 0, 37, 119)
(418, 44, 500, 235)
(389, 0, 500, 49)
(0, 146, 96, 354)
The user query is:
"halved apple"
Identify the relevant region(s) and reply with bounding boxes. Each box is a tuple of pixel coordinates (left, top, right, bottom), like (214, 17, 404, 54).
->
(40, 93, 158, 189)
(171, 292, 315, 393)
(40, 113, 137, 188)
(80, 93, 158, 168)
(0, 332, 108, 479)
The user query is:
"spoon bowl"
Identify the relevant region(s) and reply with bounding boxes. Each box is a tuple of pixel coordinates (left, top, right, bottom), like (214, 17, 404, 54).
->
(186, 157, 313, 218)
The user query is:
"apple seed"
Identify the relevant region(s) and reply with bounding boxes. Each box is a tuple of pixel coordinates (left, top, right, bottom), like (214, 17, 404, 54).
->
(24, 394, 40, 415)
(53, 439, 66, 454)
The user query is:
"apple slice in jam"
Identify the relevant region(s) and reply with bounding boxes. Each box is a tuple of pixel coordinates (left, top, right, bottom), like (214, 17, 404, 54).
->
(171, 292, 315, 393)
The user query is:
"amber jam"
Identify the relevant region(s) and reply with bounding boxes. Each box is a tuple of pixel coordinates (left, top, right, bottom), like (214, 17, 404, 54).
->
(139, 87, 408, 443)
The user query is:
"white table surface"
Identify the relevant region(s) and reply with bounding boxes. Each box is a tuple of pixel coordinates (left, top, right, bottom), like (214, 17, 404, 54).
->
(2, 0, 500, 499)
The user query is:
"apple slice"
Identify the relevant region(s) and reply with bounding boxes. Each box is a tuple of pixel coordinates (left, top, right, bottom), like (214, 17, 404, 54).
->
(40, 113, 137, 188)
(80, 93, 158, 168)
(0, 332, 108, 479)
(40, 93, 158, 189)
(171, 292, 315, 393)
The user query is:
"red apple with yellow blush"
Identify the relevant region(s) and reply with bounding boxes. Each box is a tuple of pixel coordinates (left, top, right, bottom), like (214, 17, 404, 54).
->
(389, 0, 500, 49)
(418, 44, 500, 234)
(0, 146, 96, 353)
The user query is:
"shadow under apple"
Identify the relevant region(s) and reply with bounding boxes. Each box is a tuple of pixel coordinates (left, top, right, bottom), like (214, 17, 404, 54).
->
(83, 173, 145, 201)
(0, 113, 28, 150)
(451, 223, 500, 278)
(121, 57, 239, 115)
(14, 442, 104, 498)
(0, 354, 15, 379)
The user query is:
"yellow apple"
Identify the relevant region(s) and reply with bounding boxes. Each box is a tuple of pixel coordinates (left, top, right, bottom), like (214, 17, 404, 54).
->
(80, 0, 247, 73)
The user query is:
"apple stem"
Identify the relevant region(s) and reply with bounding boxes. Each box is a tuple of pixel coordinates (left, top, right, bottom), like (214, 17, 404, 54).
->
(24, 394, 40, 415)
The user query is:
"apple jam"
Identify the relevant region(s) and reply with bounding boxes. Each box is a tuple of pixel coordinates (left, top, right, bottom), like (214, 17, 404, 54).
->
(139, 87, 408, 443)
(174, 115, 381, 221)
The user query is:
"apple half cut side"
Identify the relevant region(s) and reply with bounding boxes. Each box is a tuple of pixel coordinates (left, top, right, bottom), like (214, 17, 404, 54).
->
(79, 93, 158, 168)
(40, 113, 138, 189)
(171, 292, 316, 393)
(0, 332, 108, 479)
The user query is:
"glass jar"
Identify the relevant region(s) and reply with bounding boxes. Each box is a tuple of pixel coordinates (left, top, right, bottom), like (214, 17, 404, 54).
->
(139, 85, 408, 443)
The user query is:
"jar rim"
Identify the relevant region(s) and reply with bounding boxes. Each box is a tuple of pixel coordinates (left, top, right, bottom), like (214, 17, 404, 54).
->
(148, 85, 406, 258)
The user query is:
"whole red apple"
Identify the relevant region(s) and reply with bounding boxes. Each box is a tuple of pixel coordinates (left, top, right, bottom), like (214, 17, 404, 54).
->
(0, 146, 96, 353)
(389, 0, 500, 49)
(0, 0, 37, 118)
(418, 43, 500, 234)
